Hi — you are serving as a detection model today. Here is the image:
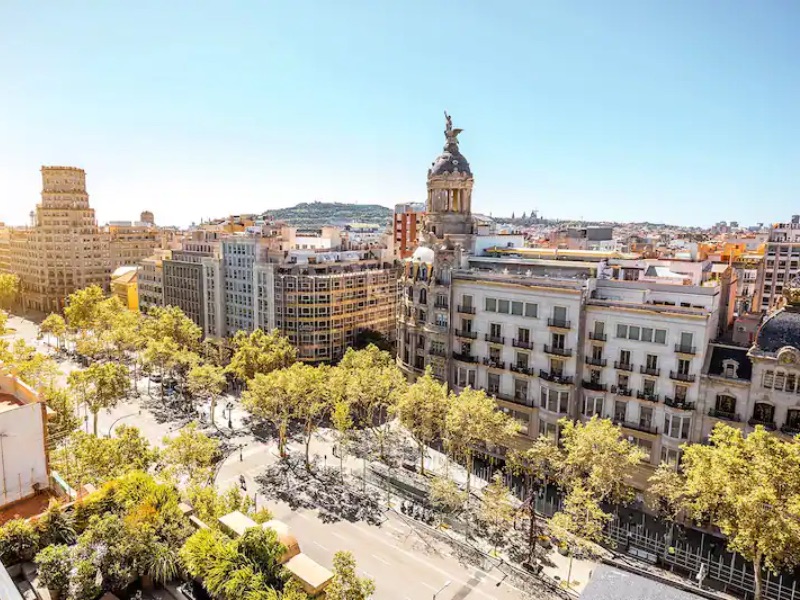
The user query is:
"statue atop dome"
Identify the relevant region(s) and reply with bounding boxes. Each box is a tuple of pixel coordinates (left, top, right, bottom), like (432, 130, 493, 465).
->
(444, 111, 463, 150)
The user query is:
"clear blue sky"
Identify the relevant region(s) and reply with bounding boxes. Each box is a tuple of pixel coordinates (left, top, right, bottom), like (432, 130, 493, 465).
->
(1, 1, 797, 227)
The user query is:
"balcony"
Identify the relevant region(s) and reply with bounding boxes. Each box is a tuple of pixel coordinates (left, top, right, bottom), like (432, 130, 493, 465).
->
(455, 329, 477, 340)
(583, 380, 607, 392)
(495, 392, 534, 408)
(614, 361, 634, 372)
(485, 334, 505, 345)
(585, 356, 607, 367)
(457, 305, 476, 315)
(512, 339, 534, 350)
(748, 418, 777, 431)
(674, 344, 697, 355)
(452, 352, 478, 364)
(611, 385, 633, 397)
(636, 391, 660, 403)
(539, 370, 573, 385)
(709, 408, 741, 422)
(482, 357, 506, 370)
(429, 348, 447, 358)
(434, 300, 449, 309)
(614, 419, 658, 435)
(544, 345, 572, 357)
(664, 397, 695, 411)
(669, 371, 696, 383)
(588, 332, 607, 342)
(510, 364, 535, 376)
(547, 318, 571, 329)
(640, 366, 660, 377)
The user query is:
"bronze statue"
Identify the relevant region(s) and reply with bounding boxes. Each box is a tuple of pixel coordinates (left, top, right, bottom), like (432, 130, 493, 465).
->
(444, 111, 462, 147)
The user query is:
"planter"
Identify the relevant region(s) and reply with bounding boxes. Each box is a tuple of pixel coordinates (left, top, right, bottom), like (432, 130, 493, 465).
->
(141, 574, 155, 591)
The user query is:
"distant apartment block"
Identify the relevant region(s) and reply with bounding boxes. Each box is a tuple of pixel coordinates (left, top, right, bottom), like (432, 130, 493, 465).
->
(759, 215, 800, 313)
(393, 203, 425, 259)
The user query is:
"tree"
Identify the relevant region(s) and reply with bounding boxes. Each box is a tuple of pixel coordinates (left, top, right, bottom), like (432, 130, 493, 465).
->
(40, 313, 67, 351)
(0, 518, 39, 565)
(478, 472, 515, 553)
(444, 387, 520, 495)
(40, 386, 80, 445)
(428, 476, 467, 518)
(161, 422, 220, 484)
(104, 308, 141, 364)
(0, 273, 19, 310)
(68, 361, 130, 435)
(550, 482, 612, 545)
(184, 484, 270, 526)
(243, 367, 295, 458)
(144, 305, 202, 351)
(396, 367, 448, 475)
(331, 400, 354, 478)
(325, 551, 375, 600)
(508, 438, 561, 564)
(334, 345, 407, 459)
(64, 285, 106, 332)
(142, 542, 181, 589)
(187, 363, 227, 425)
(649, 423, 800, 600)
(290, 364, 330, 467)
(553, 416, 645, 506)
(35, 544, 72, 599)
(142, 337, 180, 397)
(227, 329, 296, 383)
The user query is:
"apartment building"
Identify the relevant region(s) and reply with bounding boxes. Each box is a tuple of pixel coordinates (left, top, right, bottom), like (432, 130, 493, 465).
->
(138, 251, 168, 313)
(393, 203, 425, 259)
(201, 229, 398, 362)
(107, 221, 160, 269)
(161, 231, 220, 328)
(759, 216, 800, 312)
(0, 224, 10, 275)
(397, 114, 726, 484)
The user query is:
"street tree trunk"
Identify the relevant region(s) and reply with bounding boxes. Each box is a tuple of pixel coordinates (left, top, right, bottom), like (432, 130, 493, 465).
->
(753, 552, 764, 600)
(92, 410, 99, 436)
(418, 441, 426, 476)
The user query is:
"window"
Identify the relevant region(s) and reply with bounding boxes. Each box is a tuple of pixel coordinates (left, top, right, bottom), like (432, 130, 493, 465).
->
(525, 303, 538, 318)
(646, 354, 658, 370)
(619, 349, 631, 366)
(763, 370, 774, 389)
(617, 373, 630, 389)
(518, 327, 530, 343)
(752, 402, 775, 425)
(664, 414, 691, 439)
(661, 447, 681, 468)
(654, 329, 667, 344)
(514, 379, 528, 401)
(516, 352, 529, 367)
(679, 332, 694, 349)
(593, 321, 605, 336)
(643, 379, 656, 396)
(539, 420, 557, 441)
(553, 306, 567, 322)
(456, 367, 476, 388)
(677, 358, 691, 376)
(775, 371, 786, 391)
(498, 299, 510, 314)
(485, 297, 497, 312)
(550, 358, 564, 376)
(435, 313, 448, 327)
(583, 396, 604, 417)
(489, 346, 501, 362)
(511, 301, 523, 316)
(629, 325, 640, 340)
(641, 327, 654, 342)
(614, 400, 627, 422)
(462, 318, 473, 332)
(592, 345, 603, 360)
(419, 288, 427, 304)
(675, 385, 688, 401)
(617, 324, 628, 339)
(715, 394, 736, 415)
(462, 294, 474, 309)
(487, 373, 500, 394)
(540, 387, 569, 413)
(639, 406, 653, 429)
(551, 333, 565, 350)
(490, 323, 502, 338)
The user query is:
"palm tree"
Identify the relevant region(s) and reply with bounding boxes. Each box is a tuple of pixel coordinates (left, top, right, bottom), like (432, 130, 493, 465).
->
(142, 542, 181, 590)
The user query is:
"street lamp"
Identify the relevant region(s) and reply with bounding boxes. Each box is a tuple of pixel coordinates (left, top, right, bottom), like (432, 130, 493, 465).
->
(433, 580, 451, 599)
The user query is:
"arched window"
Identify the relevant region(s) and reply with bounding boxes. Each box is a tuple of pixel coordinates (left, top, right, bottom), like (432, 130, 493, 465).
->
(419, 288, 427, 305)
(785, 409, 800, 434)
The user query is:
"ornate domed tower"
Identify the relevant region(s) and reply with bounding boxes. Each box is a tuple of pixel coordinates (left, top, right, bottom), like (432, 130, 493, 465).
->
(397, 113, 476, 382)
(423, 112, 475, 246)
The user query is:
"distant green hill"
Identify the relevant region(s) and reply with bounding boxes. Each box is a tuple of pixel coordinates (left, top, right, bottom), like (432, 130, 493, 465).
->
(263, 202, 392, 226)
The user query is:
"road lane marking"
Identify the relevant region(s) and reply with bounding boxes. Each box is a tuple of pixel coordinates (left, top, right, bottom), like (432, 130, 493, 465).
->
(330, 531, 348, 541)
(421, 582, 436, 591)
(313, 541, 330, 551)
(371, 553, 391, 565)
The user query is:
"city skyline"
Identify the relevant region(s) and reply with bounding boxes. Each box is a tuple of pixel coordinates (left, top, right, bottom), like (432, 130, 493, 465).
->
(1, 1, 797, 228)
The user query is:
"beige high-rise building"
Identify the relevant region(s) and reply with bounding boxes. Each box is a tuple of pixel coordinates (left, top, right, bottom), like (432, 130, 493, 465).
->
(8, 166, 160, 313)
(10, 167, 108, 313)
